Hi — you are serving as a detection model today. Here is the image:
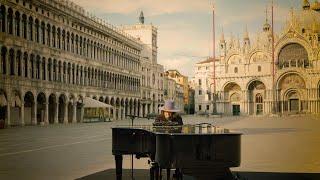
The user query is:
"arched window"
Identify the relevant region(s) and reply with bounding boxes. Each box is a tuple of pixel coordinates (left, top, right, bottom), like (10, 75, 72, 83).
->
(234, 67, 238, 73)
(35, 19, 39, 43)
(1, 47, 7, 74)
(22, 14, 27, 39)
(0, 6, 6, 33)
(7, 8, 13, 34)
(23, 53, 28, 77)
(9, 49, 14, 75)
(15, 12, 20, 37)
(255, 93, 263, 103)
(28, 17, 33, 41)
(41, 22, 45, 44)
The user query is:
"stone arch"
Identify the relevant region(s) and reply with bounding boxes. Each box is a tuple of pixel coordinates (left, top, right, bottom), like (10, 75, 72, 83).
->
(48, 93, 57, 124)
(24, 91, 35, 125)
(275, 35, 313, 65)
(227, 54, 242, 65)
(67, 94, 76, 123)
(223, 82, 241, 116)
(277, 72, 306, 114)
(247, 80, 266, 115)
(0, 89, 8, 125)
(105, 96, 110, 104)
(0, 5, 6, 33)
(277, 43, 309, 69)
(36, 92, 46, 124)
(10, 90, 22, 125)
(58, 94, 67, 123)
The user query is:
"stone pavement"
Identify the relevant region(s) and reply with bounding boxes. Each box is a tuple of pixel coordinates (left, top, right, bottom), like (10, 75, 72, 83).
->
(0, 115, 320, 180)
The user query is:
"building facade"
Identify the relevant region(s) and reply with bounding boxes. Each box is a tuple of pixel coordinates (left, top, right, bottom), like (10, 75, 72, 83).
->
(0, 0, 142, 126)
(195, 1, 320, 116)
(121, 11, 164, 116)
(165, 69, 189, 113)
(194, 58, 217, 113)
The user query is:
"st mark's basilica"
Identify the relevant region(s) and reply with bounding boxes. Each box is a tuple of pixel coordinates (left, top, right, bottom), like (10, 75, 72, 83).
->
(195, 0, 320, 116)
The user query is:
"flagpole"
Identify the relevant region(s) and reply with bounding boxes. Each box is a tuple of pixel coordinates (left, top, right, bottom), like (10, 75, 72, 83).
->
(272, 0, 276, 114)
(212, 3, 217, 114)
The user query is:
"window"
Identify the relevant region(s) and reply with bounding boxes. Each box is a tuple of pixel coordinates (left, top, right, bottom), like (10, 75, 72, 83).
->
(206, 105, 210, 110)
(199, 105, 202, 111)
(199, 90, 202, 95)
(258, 66, 261, 72)
(234, 67, 238, 73)
(256, 94, 263, 103)
(198, 79, 201, 85)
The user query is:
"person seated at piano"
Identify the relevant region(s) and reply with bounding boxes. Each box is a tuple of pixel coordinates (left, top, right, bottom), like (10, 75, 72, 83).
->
(155, 100, 183, 126)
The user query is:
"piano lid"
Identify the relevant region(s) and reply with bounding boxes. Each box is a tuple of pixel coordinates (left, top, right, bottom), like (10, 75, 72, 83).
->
(112, 124, 242, 135)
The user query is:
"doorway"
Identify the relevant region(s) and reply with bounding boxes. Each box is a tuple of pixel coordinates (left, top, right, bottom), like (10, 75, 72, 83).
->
(289, 99, 299, 112)
(232, 105, 240, 116)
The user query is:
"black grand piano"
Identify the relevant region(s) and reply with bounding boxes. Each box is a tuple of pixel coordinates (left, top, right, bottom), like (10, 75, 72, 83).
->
(112, 123, 241, 180)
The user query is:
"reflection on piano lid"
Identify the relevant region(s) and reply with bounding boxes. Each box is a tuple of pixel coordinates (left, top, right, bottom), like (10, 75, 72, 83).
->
(113, 123, 237, 135)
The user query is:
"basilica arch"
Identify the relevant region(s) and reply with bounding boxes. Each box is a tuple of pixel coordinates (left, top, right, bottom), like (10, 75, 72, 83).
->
(223, 82, 242, 115)
(277, 72, 307, 114)
(247, 80, 266, 115)
(277, 43, 309, 69)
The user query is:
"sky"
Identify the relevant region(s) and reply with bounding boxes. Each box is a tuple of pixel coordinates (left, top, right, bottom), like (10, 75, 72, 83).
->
(73, 0, 302, 78)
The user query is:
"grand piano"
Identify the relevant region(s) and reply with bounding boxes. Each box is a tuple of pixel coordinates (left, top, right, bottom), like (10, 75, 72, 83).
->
(112, 123, 241, 180)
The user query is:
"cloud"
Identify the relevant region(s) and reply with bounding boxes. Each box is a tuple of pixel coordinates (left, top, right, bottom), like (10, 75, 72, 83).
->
(72, 0, 301, 78)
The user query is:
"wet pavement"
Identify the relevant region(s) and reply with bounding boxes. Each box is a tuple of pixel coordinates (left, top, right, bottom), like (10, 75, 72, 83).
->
(0, 115, 320, 179)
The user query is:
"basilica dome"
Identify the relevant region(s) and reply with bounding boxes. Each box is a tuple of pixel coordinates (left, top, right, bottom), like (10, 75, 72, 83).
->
(294, 6, 320, 33)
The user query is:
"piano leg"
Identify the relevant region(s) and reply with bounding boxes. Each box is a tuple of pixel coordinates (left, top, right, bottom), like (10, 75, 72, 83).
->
(150, 166, 154, 180)
(166, 168, 170, 180)
(173, 169, 183, 180)
(159, 168, 163, 180)
(155, 163, 159, 180)
(115, 155, 123, 180)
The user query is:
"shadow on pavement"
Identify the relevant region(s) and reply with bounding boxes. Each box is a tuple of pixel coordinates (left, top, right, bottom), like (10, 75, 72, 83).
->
(76, 169, 320, 180)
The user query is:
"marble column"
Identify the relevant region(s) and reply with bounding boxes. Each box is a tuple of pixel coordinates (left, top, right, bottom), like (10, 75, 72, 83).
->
(6, 104, 11, 126)
(32, 103, 37, 125)
(44, 102, 49, 124)
(113, 108, 116, 120)
(55, 102, 59, 124)
(20, 103, 25, 126)
(72, 103, 77, 123)
(80, 105, 84, 123)
(63, 102, 68, 124)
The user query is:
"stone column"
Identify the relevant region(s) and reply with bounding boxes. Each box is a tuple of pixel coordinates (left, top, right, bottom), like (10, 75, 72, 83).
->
(55, 102, 59, 124)
(5, 52, 9, 75)
(63, 102, 68, 124)
(12, 17, 15, 36)
(32, 103, 37, 125)
(20, 103, 25, 126)
(72, 103, 77, 123)
(140, 105, 143, 118)
(113, 107, 116, 120)
(80, 105, 84, 123)
(44, 102, 49, 125)
(6, 104, 11, 127)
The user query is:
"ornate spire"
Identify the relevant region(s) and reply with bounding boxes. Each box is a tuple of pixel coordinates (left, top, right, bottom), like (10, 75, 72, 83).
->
(139, 11, 144, 24)
(263, 6, 271, 32)
(303, 0, 311, 10)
